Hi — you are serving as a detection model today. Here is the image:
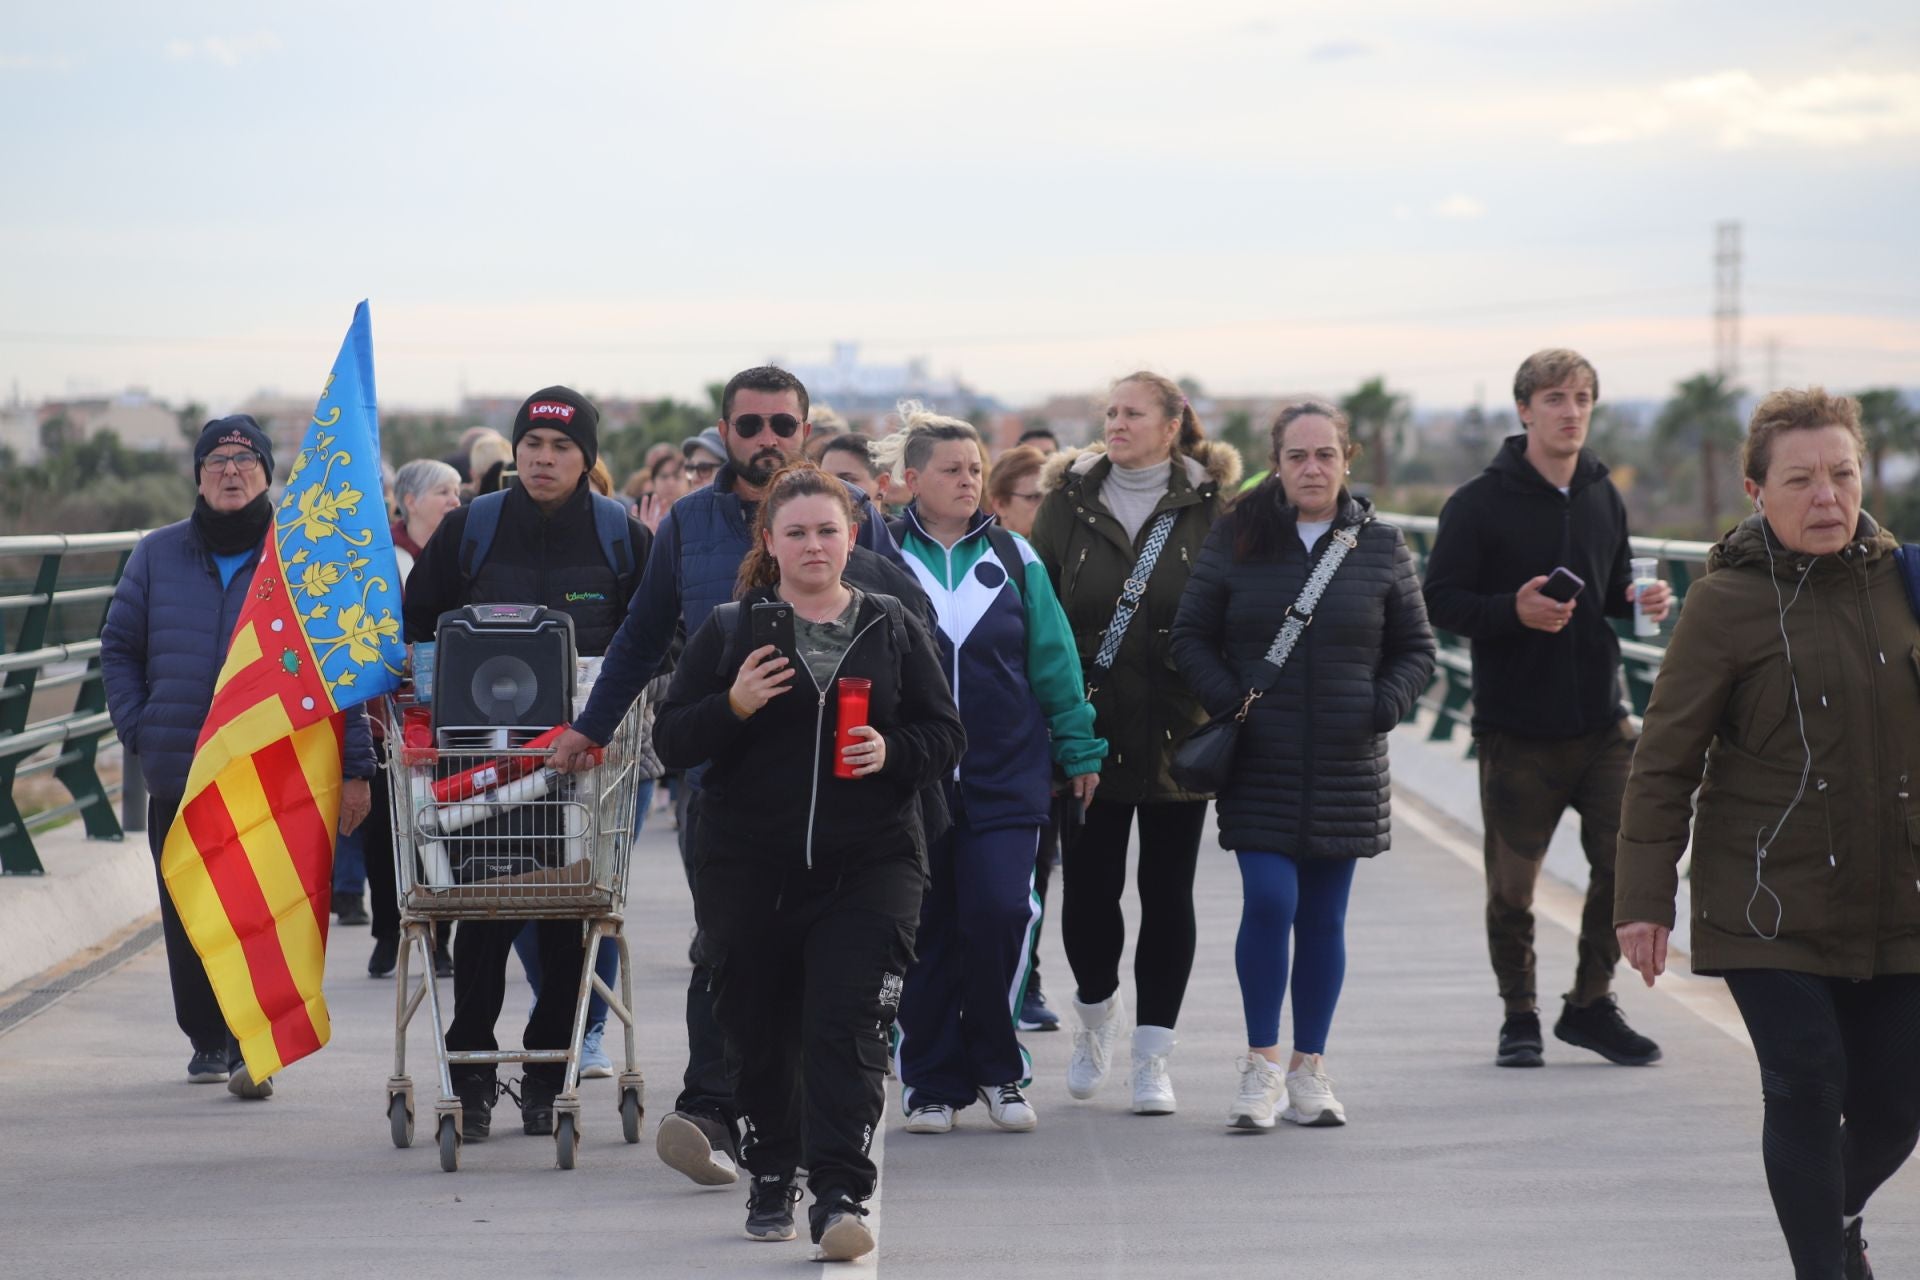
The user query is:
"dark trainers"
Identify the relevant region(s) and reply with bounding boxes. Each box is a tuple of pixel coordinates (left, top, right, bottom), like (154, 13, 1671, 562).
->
(333, 892, 369, 926)
(520, 1076, 557, 1136)
(367, 936, 398, 979)
(656, 1110, 740, 1186)
(1845, 1216, 1874, 1279)
(1554, 995, 1661, 1066)
(433, 935, 455, 979)
(743, 1173, 802, 1242)
(187, 1047, 229, 1083)
(1497, 1012, 1545, 1068)
(810, 1192, 875, 1261)
(1017, 988, 1061, 1032)
(455, 1076, 495, 1141)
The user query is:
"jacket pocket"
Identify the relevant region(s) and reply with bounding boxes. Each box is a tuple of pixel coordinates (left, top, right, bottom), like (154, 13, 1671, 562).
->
(1692, 803, 1836, 943)
(1725, 659, 1793, 758)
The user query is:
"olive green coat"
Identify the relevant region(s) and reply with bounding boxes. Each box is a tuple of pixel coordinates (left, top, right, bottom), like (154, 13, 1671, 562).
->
(1616, 513, 1920, 977)
(1030, 440, 1242, 805)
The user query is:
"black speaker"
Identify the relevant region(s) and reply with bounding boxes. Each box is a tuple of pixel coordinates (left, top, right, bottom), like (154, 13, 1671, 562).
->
(433, 604, 576, 736)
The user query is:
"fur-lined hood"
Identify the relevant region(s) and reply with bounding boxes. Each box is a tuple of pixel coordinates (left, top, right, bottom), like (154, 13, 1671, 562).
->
(1038, 439, 1244, 497)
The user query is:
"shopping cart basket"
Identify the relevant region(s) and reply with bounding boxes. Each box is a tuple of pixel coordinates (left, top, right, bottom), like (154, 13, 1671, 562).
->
(380, 694, 645, 1171)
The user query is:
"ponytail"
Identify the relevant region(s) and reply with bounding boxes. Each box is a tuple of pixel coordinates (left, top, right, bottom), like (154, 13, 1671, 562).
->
(1116, 370, 1207, 458)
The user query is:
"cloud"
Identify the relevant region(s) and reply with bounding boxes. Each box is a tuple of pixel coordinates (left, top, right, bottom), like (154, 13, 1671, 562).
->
(162, 33, 283, 68)
(1567, 68, 1920, 148)
(0, 52, 74, 72)
(1432, 194, 1487, 219)
(1306, 39, 1373, 62)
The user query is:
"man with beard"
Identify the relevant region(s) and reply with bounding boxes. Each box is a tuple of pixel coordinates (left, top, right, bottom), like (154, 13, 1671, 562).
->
(549, 365, 922, 1189)
(103, 415, 376, 1094)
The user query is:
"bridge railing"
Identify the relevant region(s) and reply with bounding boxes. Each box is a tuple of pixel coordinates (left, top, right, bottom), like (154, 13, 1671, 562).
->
(1389, 514, 1715, 749)
(0, 531, 146, 875)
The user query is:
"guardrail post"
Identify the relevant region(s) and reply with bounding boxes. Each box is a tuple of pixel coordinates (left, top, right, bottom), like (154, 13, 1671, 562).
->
(0, 550, 60, 874)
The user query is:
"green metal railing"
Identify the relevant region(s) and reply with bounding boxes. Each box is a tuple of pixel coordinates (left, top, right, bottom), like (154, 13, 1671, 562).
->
(0, 531, 145, 875)
(1389, 514, 1715, 749)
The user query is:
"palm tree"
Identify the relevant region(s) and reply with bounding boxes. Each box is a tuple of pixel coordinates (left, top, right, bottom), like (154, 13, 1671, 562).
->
(1341, 377, 1408, 495)
(1655, 373, 1744, 537)
(1856, 388, 1917, 516)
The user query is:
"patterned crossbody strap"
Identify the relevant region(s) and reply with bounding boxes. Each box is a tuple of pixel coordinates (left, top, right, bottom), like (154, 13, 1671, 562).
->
(1231, 518, 1370, 720)
(1087, 509, 1179, 692)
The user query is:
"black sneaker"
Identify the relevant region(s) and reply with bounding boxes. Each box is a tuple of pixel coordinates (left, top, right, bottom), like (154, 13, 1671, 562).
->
(1554, 995, 1662, 1066)
(1845, 1216, 1874, 1279)
(186, 1047, 229, 1083)
(367, 936, 399, 979)
(810, 1191, 875, 1261)
(333, 892, 369, 926)
(743, 1173, 801, 1242)
(520, 1076, 557, 1136)
(656, 1110, 741, 1185)
(455, 1076, 495, 1141)
(1496, 1012, 1545, 1068)
(433, 935, 455, 979)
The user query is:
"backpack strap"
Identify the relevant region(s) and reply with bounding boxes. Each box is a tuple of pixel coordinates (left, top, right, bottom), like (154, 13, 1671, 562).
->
(1896, 545, 1920, 623)
(457, 491, 508, 583)
(709, 601, 745, 675)
(983, 523, 1027, 606)
(589, 492, 637, 592)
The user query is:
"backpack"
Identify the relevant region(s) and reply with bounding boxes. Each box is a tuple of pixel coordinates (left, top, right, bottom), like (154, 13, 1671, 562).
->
(458, 489, 639, 592)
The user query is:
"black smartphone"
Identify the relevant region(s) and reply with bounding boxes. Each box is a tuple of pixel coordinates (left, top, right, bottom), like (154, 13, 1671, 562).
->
(749, 600, 798, 670)
(1539, 566, 1585, 604)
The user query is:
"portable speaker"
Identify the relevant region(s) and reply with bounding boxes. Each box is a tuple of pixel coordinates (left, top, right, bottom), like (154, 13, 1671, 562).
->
(432, 603, 576, 737)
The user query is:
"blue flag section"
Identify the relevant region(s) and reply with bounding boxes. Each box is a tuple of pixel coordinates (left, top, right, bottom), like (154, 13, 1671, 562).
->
(273, 300, 405, 713)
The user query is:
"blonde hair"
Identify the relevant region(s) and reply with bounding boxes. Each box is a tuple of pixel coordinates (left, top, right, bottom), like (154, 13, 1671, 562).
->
(872, 401, 984, 487)
(467, 431, 512, 484)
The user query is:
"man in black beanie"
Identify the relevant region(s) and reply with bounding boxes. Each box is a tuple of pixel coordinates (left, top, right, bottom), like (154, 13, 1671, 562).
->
(401, 385, 652, 1142)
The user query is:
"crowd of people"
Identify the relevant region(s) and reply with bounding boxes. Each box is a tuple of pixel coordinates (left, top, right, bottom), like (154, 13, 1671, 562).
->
(99, 350, 1917, 1276)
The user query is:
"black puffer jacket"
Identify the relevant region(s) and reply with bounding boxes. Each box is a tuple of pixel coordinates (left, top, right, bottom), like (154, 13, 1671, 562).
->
(1170, 490, 1436, 858)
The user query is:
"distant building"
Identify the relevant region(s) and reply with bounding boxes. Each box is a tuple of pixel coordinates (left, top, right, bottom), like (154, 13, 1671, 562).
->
(785, 343, 998, 422)
(0, 389, 181, 462)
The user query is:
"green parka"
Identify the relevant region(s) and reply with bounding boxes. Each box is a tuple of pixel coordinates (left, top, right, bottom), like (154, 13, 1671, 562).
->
(1030, 440, 1242, 805)
(1616, 512, 1920, 977)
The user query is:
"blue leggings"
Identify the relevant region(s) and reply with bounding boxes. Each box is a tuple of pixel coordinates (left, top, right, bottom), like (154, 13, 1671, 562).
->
(1235, 852, 1357, 1055)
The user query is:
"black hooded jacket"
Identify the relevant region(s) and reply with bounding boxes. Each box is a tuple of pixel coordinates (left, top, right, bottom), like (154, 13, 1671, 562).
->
(1421, 434, 1636, 739)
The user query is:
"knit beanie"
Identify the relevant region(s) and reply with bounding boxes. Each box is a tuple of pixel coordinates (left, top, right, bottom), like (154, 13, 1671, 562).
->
(511, 386, 599, 469)
(193, 414, 275, 483)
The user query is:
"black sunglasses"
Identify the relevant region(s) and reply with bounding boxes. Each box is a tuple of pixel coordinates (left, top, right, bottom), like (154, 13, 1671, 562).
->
(730, 413, 802, 440)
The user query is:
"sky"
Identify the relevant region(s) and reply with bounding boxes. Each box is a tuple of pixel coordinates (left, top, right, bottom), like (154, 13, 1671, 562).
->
(2, 0, 1917, 415)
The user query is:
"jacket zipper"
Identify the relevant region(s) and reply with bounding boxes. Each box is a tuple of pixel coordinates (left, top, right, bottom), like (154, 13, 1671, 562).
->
(802, 612, 887, 871)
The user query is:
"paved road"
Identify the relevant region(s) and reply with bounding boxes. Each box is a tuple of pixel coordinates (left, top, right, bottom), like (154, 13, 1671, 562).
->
(1, 786, 1914, 1277)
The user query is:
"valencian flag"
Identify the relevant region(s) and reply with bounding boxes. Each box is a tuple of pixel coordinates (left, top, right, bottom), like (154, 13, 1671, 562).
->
(161, 301, 404, 1081)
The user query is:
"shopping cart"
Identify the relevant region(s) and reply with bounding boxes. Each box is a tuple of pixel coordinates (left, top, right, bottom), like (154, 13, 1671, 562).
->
(380, 694, 646, 1171)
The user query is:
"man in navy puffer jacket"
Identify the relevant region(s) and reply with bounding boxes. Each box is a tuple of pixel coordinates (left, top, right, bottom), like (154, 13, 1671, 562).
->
(102, 416, 375, 1091)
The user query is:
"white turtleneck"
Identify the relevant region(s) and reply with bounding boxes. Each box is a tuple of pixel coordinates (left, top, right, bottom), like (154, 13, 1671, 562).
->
(1104, 457, 1172, 543)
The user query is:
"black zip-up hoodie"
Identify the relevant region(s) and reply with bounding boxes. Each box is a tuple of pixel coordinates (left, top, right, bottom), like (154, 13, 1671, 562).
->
(1421, 434, 1635, 739)
(653, 586, 966, 872)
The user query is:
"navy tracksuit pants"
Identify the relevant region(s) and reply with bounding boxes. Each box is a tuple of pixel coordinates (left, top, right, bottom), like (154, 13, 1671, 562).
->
(896, 803, 1042, 1109)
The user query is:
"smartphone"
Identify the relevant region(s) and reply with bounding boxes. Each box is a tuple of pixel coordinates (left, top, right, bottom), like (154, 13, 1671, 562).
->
(749, 600, 798, 670)
(1539, 566, 1585, 604)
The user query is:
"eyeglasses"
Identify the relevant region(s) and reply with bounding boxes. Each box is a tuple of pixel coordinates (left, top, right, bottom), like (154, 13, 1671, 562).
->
(203, 451, 261, 474)
(729, 413, 802, 440)
(1008, 490, 1043, 504)
(685, 460, 721, 477)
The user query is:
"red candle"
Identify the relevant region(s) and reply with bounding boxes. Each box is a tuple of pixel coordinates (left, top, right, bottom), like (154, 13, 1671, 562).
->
(833, 678, 872, 780)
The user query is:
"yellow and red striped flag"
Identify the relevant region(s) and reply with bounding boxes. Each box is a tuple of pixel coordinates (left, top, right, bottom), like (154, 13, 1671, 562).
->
(162, 302, 404, 1080)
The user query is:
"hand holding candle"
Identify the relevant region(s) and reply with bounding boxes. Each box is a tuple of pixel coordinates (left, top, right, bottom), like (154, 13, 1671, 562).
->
(834, 678, 884, 779)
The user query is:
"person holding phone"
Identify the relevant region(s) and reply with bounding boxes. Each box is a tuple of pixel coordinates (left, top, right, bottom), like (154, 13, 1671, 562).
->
(653, 462, 964, 1258)
(881, 408, 1105, 1137)
(1422, 349, 1673, 1070)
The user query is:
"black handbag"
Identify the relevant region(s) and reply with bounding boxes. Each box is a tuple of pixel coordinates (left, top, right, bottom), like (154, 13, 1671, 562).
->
(1169, 519, 1368, 793)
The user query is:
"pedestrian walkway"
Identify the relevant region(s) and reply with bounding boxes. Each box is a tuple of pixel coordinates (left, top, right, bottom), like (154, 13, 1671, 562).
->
(0, 768, 1914, 1276)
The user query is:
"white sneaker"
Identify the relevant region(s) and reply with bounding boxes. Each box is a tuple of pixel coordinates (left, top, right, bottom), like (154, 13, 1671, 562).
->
(903, 1102, 955, 1134)
(1227, 1053, 1287, 1130)
(1067, 992, 1127, 1100)
(1130, 1025, 1177, 1115)
(1281, 1054, 1347, 1127)
(977, 1082, 1038, 1132)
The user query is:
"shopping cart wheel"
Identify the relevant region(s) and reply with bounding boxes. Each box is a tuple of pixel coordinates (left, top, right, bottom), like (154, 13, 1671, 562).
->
(555, 1112, 579, 1170)
(388, 1093, 415, 1149)
(619, 1087, 643, 1144)
(437, 1115, 460, 1172)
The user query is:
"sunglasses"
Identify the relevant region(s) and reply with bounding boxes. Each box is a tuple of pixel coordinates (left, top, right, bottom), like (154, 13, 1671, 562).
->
(729, 413, 802, 440)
